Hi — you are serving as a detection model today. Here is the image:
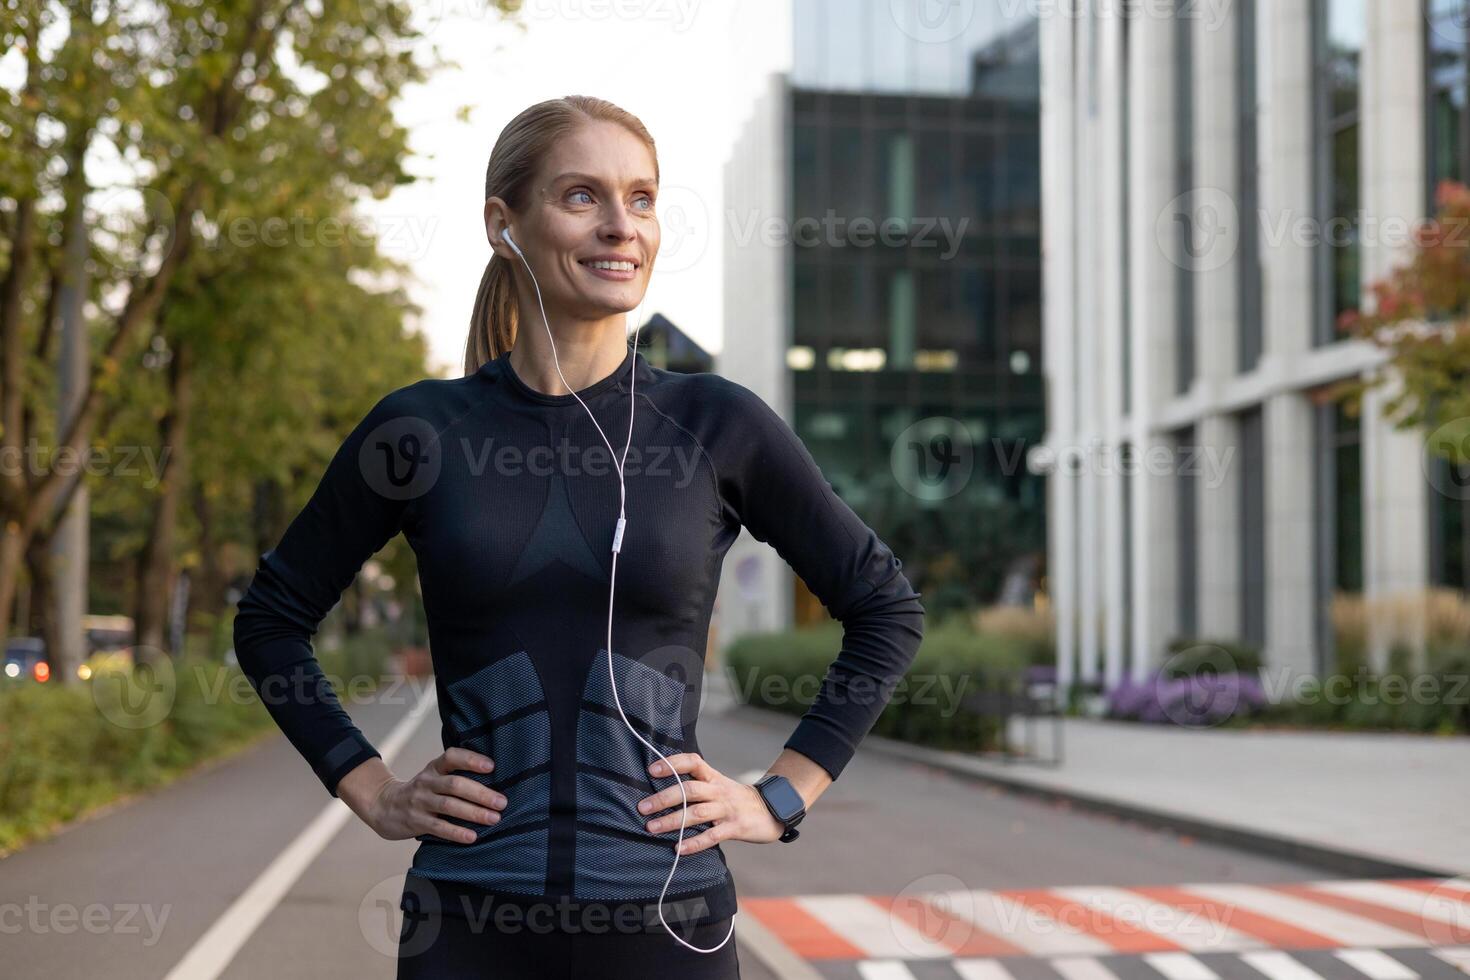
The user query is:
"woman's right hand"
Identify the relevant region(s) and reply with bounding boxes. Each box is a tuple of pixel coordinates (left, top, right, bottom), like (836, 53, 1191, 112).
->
(363, 748, 506, 844)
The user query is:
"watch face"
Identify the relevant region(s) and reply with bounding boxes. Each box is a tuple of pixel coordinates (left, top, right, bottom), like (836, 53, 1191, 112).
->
(761, 776, 805, 822)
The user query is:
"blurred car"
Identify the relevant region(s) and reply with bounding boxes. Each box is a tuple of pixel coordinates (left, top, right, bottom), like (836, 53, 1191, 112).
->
(3, 636, 48, 682)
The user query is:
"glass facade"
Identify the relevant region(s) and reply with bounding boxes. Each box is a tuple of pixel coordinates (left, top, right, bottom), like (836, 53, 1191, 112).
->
(1175, 426, 1199, 640)
(1174, 1, 1196, 394)
(1238, 0, 1264, 372)
(1427, 0, 1470, 196)
(787, 13, 1043, 616)
(1239, 407, 1266, 650)
(1315, 0, 1364, 344)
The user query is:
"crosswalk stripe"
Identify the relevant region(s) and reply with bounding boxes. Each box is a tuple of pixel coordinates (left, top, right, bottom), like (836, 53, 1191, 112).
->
(1274, 884, 1440, 942)
(1051, 885, 1265, 952)
(952, 960, 1019, 980)
(999, 888, 1186, 953)
(1333, 948, 1420, 979)
(1143, 951, 1222, 979)
(799, 895, 954, 959)
(1128, 885, 1341, 949)
(868, 893, 1028, 956)
(1239, 951, 1329, 980)
(740, 897, 867, 959)
(1184, 883, 1427, 947)
(1311, 879, 1470, 931)
(936, 890, 1115, 955)
(1052, 956, 1124, 980)
(856, 961, 920, 980)
(1430, 945, 1470, 971)
(1393, 879, 1470, 904)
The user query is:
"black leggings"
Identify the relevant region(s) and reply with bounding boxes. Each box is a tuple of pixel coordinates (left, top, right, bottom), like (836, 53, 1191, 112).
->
(395, 907, 742, 979)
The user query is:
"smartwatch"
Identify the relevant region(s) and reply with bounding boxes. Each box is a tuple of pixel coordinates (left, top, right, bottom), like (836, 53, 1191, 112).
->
(754, 774, 806, 842)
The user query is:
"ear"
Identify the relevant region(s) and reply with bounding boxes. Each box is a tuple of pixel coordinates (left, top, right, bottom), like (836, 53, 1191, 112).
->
(484, 197, 516, 260)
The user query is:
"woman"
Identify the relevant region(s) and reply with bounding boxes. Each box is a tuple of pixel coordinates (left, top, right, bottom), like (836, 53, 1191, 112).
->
(232, 95, 925, 979)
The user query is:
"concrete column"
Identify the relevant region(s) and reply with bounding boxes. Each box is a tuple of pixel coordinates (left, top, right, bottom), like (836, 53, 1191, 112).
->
(1192, 0, 1243, 642)
(1041, 8, 1079, 692)
(1128, 2, 1182, 678)
(1360, 0, 1430, 671)
(1097, 8, 1128, 690)
(1076, 6, 1103, 686)
(1258, 0, 1319, 677)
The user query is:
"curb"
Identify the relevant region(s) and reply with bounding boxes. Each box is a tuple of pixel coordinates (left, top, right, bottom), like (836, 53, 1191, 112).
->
(728, 704, 1459, 881)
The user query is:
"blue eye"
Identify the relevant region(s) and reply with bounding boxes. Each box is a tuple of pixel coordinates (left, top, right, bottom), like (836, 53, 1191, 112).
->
(570, 189, 593, 204)
(635, 196, 654, 211)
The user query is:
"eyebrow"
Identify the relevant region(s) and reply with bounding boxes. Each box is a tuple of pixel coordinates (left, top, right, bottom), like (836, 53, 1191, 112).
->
(553, 171, 658, 191)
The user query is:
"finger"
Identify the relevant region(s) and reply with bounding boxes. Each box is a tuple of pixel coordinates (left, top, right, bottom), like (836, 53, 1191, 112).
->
(439, 748, 495, 775)
(646, 801, 725, 835)
(439, 773, 507, 810)
(647, 752, 704, 779)
(426, 791, 500, 827)
(672, 822, 727, 856)
(418, 814, 479, 845)
(636, 778, 711, 817)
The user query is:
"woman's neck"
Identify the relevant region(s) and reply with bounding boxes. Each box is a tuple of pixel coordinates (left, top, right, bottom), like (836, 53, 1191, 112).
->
(507, 316, 630, 397)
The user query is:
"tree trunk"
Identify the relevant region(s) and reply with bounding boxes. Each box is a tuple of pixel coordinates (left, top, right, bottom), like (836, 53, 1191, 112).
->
(134, 340, 193, 662)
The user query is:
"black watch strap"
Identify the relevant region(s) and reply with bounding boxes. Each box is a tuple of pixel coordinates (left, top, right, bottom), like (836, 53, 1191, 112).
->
(755, 774, 806, 843)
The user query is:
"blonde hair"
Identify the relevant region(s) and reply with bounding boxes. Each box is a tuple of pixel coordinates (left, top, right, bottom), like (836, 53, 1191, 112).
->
(463, 96, 660, 375)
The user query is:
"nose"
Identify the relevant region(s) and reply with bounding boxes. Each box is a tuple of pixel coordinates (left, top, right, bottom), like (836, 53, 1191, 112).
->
(598, 203, 638, 245)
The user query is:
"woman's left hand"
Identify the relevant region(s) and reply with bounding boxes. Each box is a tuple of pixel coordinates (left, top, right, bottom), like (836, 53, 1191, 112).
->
(635, 752, 788, 855)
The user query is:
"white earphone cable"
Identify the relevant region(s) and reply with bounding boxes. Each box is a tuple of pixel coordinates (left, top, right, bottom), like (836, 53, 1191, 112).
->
(507, 234, 736, 954)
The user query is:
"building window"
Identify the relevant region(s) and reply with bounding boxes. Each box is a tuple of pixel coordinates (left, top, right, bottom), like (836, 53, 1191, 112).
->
(1314, 399, 1362, 674)
(1427, 0, 1470, 199)
(1174, 1, 1196, 393)
(1314, 0, 1364, 346)
(1176, 426, 1199, 640)
(1239, 407, 1266, 649)
(1429, 456, 1470, 590)
(1238, 0, 1264, 372)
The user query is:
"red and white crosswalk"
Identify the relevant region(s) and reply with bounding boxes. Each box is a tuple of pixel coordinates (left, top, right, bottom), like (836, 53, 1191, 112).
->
(740, 877, 1470, 979)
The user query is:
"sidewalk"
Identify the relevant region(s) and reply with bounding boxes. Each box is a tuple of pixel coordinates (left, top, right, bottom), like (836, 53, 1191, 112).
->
(729, 698, 1469, 878)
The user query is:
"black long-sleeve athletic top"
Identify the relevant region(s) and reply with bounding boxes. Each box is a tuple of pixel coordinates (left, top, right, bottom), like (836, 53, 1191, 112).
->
(232, 343, 925, 930)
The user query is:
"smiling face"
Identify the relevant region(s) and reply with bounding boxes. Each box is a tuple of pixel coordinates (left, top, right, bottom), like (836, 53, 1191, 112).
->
(486, 120, 660, 323)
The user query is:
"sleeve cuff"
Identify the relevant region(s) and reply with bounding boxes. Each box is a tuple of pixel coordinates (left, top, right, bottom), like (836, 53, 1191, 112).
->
(320, 738, 383, 799)
(783, 719, 857, 782)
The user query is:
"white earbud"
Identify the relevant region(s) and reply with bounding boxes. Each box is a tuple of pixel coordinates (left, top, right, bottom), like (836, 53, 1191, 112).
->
(501, 230, 735, 955)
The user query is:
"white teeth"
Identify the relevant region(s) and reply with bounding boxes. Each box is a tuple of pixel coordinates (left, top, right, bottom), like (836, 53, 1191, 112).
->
(585, 260, 634, 271)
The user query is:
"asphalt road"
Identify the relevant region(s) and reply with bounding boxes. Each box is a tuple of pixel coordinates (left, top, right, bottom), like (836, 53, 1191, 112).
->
(0, 674, 1398, 980)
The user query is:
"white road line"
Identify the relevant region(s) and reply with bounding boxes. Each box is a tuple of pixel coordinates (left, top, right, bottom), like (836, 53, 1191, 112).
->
(1051, 884, 1263, 952)
(1143, 951, 1222, 980)
(163, 688, 439, 980)
(1185, 883, 1426, 947)
(797, 895, 954, 959)
(1310, 879, 1469, 931)
(856, 961, 920, 980)
(1431, 945, 1470, 972)
(1051, 956, 1123, 980)
(1238, 951, 1329, 980)
(732, 908, 825, 980)
(935, 889, 1113, 956)
(952, 959, 1019, 980)
(1333, 948, 1419, 979)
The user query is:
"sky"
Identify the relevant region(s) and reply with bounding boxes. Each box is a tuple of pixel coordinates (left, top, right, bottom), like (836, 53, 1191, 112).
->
(357, 0, 794, 376)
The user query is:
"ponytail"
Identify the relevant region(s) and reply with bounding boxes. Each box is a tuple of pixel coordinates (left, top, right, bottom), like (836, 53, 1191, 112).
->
(463, 253, 518, 375)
